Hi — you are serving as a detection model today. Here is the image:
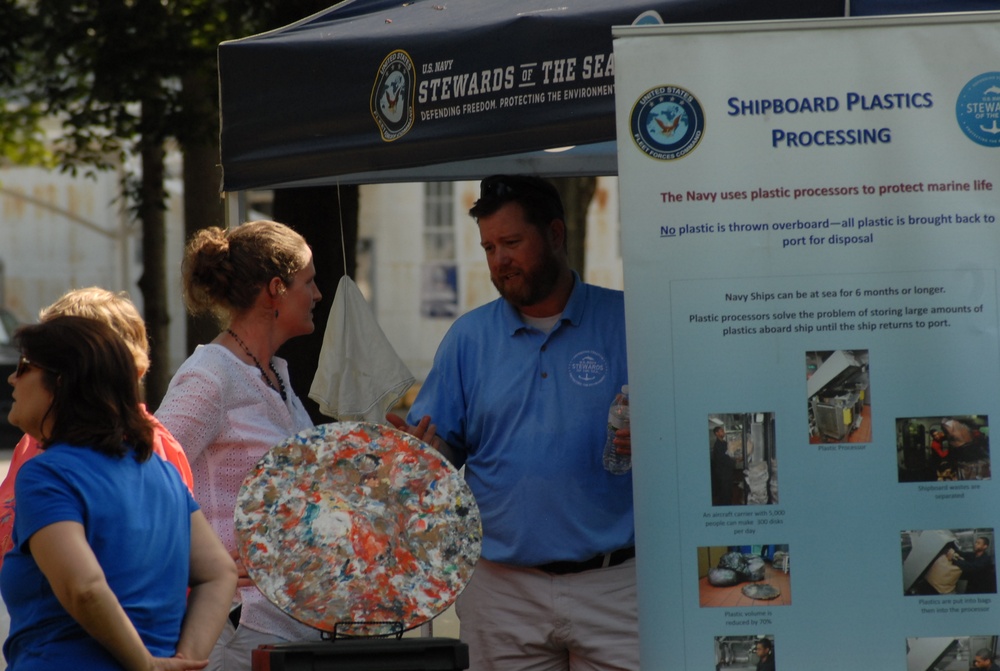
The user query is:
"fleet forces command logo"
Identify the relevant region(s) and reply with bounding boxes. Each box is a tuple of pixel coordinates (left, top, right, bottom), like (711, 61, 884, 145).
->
(956, 72, 1000, 147)
(630, 85, 704, 160)
(371, 50, 415, 142)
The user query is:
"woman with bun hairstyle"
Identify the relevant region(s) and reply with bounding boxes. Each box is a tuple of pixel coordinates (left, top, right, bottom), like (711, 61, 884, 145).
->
(156, 221, 323, 669)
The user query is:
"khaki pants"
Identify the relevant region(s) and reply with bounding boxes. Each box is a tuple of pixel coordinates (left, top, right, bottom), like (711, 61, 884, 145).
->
(456, 557, 640, 671)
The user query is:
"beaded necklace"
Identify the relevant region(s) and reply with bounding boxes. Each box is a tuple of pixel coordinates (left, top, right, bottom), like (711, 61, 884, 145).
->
(226, 328, 287, 401)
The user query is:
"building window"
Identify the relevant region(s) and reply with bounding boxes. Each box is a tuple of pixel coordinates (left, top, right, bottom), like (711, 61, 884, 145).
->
(423, 182, 455, 261)
(422, 182, 458, 317)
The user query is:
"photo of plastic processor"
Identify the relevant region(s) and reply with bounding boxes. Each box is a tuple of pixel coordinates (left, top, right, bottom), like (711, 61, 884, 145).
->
(806, 350, 871, 444)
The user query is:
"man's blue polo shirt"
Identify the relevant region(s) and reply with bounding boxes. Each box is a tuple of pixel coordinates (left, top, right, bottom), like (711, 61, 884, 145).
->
(409, 275, 633, 566)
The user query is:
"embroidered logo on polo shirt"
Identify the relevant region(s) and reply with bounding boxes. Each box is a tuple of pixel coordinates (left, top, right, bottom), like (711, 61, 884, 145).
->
(568, 350, 608, 387)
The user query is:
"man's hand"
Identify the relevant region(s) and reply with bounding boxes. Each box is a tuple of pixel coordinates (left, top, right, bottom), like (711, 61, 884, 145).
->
(387, 413, 438, 445)
(386, 413, 458, 465)
(612, 427, 632, 456)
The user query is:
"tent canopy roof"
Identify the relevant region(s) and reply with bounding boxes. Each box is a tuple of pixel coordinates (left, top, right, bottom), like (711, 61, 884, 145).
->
(218, 0, 846, 190)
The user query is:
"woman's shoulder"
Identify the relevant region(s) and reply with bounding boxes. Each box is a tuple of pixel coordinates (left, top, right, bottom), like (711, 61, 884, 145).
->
(163, 344, 248, 395)
(177, 343, 236, 371)
(157, 345, 236, 424)
(20, 443, 103, 480)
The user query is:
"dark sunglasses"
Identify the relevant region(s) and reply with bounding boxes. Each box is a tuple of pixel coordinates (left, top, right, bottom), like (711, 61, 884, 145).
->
(480, 176, 518, 200)
(15, 355, 57, 378)
(479, 175, 559, 202)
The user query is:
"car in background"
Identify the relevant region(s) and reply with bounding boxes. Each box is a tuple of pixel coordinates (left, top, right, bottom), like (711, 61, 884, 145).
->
(0, 308, 22, 446)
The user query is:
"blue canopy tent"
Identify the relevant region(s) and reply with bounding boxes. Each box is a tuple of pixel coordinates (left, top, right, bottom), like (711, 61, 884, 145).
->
(217, 0, 1000, 190)
(217, 0, 850, 191)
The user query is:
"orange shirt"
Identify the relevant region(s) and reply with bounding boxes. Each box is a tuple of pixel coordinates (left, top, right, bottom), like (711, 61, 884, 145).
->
(0, 405, 194, 568)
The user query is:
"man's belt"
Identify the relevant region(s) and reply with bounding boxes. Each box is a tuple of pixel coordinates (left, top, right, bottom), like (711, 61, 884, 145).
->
(534, 546, 636, 575)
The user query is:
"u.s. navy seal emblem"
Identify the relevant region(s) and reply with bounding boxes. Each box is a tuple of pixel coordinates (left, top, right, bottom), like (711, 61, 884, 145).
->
(371, 50, 416, 142)
(630, 85, 705, 160)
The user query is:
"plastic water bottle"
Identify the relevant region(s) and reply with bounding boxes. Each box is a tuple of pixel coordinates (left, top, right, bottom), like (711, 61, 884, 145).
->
(603, 385, 631, 474)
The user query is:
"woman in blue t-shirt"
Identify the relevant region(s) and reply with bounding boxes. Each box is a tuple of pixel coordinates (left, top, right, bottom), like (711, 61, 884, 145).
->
(2, 316, 237, 671)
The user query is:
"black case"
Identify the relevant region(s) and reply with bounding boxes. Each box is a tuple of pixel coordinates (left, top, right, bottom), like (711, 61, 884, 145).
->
(252, 637, 469, 671)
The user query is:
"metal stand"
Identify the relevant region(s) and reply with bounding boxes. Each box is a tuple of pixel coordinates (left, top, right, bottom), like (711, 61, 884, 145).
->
(326, 620, 405, 641)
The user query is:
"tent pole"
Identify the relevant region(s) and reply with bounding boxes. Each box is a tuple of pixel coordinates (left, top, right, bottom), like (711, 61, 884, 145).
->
(224, 191, 245, 229)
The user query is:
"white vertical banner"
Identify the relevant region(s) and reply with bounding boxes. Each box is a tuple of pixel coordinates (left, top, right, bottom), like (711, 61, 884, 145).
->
(614, 13, 1000, 670)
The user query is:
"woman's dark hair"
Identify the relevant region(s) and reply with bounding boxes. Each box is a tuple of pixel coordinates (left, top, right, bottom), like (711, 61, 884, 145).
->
(15, 316, 154, 459)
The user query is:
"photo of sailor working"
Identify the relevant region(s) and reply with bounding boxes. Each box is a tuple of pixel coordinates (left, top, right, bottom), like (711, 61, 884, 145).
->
(709, 413, 778, 506)
(897, 415, 990, 483)
(902, 528, 997, 596)
(906, 635, 999, 671)
(715, 634, 777, 671)
(699, 545, 791, 607)
(806, 349, 872, 443)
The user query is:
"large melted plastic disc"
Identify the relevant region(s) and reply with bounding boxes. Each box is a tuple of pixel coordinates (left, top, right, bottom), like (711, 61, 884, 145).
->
(235, 422, 481, 636)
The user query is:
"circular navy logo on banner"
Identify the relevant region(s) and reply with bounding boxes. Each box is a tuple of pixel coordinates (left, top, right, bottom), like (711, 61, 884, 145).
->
(371, 50, 415, 142)
(955, 72, 1000, 147)
(630, 85, 705, 160)
(568, 350, 608, 387)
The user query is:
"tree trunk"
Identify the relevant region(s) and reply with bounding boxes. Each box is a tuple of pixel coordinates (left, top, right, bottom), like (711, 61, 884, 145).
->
(136, 122, 170, 408)
(272, 185, 359, 424)
(180, 69, 226, 354)
(551, 176, 597, 276)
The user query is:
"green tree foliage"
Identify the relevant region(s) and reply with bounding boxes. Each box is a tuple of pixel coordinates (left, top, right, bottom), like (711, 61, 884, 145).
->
(0, 0, 338, 406)
(0, 1, 49, 164)
(2, 0, 221, 403)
